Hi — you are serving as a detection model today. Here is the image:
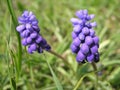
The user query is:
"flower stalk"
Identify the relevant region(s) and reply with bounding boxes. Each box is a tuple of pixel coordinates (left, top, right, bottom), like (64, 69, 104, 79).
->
(47, 50, 75, 72)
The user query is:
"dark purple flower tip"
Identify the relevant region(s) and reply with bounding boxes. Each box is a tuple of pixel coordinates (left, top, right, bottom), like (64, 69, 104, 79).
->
(90, 22, 97, 27)
(73, 25, 82, 33)
(76, 50, 85, 62)
(70, 44, 79, 53)
(30, 32, 38, 39)
(38, 47, 43, 53)
(44, 44, 51, 51)
(80, 43, 89, 54)
(36, 36, 42, 43)
(93, 36, 99, 44)
(89, 29, 95, 37)
(72, 31, 78, 39)
(16, 25, 25, 32)
(91, 45, 98, 54)
(22, 38, 27, 46)
(72, 37, 81, 46)
(29, 43, 37, 51)
(82, 27, 90, 35)
(70, 18, 82, 25)
(41, 39, 47, 45)
(94, 53, 99, 62)
(78, 33, 85, 41)
(26, 37, 32, 44)
(85, 36, 94, 46)
(87, 54, 94, 63)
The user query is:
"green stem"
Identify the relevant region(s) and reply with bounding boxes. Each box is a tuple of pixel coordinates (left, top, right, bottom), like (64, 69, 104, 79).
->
(91, 62, 97, 71)
(7, 0, 22, 76)
(47, 50, 75, 73)
(73, 74, 89, 90)
(91, 62, 98, 89)
(73, 62, 98, 90)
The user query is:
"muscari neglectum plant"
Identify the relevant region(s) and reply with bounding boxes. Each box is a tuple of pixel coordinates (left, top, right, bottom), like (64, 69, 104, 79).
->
(16, 10, 99, 89)
(16, 10, 99, 64)
(7, 0, 99, 88)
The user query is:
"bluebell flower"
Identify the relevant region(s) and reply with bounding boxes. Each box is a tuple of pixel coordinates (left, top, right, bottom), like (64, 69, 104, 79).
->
(16, 11, 51, 54)
(70, 9, 99, 63)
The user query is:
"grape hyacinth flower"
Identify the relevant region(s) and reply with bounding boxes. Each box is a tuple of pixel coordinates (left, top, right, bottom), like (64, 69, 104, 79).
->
(70, 9, 99, 63)
(16, 11, 51, 54)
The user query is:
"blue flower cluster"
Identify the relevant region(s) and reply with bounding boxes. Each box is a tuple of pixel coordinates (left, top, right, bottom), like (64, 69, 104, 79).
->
(70, 9, 99, 63)
(16, 11, 51, 54)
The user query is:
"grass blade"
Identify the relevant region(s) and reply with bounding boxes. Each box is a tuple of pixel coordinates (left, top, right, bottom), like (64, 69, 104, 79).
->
(46, 59, 63, 90)
(7, 0, 22, 76)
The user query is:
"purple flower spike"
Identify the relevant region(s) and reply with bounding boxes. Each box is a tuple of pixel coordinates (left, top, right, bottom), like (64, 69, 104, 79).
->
(16, 10, 51, 54)
(70, 9, 99, 63)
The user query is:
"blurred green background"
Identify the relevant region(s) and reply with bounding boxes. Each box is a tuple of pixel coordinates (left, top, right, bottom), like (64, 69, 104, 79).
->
(0, 0, 120, 90)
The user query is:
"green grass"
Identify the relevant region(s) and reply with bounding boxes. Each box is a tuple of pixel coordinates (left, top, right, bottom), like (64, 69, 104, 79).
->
(0, 0, 120, 90)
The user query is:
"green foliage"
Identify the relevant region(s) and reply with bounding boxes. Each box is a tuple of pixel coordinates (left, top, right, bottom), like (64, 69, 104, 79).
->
(46, 58, 63, 90)
(0, 0, 120, 90)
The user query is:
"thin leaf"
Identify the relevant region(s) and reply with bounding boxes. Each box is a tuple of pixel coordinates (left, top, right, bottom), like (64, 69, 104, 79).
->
(46, 59, 63, 90)
(7, 0, 22, 75)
